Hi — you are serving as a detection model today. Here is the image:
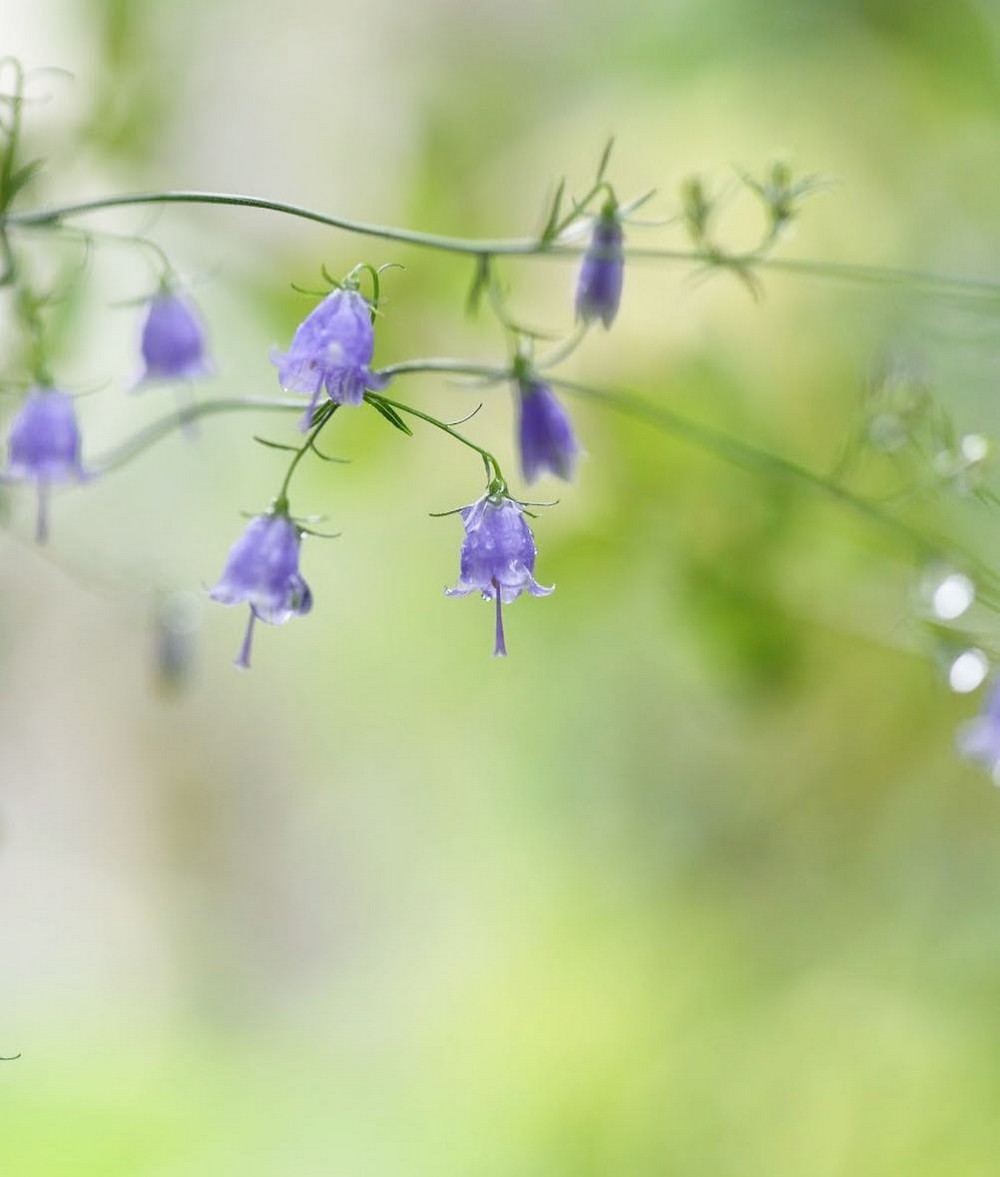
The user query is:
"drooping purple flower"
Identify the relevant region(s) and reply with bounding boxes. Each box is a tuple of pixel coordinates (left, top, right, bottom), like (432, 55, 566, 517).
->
(5, 387, 88, 543)
(137, 292, 211, 385)
(575, 204, 624, 328)
(517, 379, 580, 483)
(957, 681, 1000, 781)
(271, 287, 388, 428)
(209, 514, 313, 669)
(446, 493, 553, 657)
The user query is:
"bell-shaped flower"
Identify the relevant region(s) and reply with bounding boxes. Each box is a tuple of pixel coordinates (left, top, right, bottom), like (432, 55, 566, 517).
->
(271, 287, 388, 428)
(957, 680, 1000, 782)
(575, 203, 624, 328)
(137, 291, 211, 385)
(4, 387, 88, 542)
(209, 513, 312, 669)
(446, 492, 553, 657)
(517, 378, 579, 483)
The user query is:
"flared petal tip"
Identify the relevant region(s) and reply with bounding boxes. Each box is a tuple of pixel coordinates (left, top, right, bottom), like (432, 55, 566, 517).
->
(208, 583, 244, 607)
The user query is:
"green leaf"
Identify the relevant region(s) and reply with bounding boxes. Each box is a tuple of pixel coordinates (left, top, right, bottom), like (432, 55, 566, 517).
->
(595, 137, 615, 183)
(366, 396, 413, 436)
(7, 158, 43, 200)
(539, 178, 566, 243)
(252, 434, 300, 452)
(466, 253, 492, 316)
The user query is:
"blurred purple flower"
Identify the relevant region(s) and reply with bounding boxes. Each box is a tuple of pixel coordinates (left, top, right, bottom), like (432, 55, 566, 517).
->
(137, 292, 211, 385)
(5, 387, 88, 542)
(958, 681, 1000, 781)
(210, 514, 312, 669)
(517, 379, 579, 483)
(271, 287, 388, 428)
(446, 493, 553, 657)
(575, 205, 624, 328)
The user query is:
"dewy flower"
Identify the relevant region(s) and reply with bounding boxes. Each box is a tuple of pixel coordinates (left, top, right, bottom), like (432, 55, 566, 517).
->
(517, 378, 579, 483)
(137, 291, 211, 384)
(5, 387, 88, 543)
(446, 492, 553, 657)
(271, 287, 388, 427)
(209, 513, 313, 669)
(575, 201, 624, 328)
(957, 680, 1000, 782)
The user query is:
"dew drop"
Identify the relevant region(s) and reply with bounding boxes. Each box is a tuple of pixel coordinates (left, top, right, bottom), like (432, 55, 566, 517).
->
(961, 433, 990, 464)
(950, 648, 988, 694)
(932, 573, 975, 621)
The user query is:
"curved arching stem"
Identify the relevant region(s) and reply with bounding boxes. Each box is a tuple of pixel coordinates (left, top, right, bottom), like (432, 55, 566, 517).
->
(4, 190, 1000, 302)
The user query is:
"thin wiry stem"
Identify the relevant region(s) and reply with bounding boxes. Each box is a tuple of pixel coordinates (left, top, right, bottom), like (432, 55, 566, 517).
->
(545, 373, 1000, 597)
(274, 403, 337, 512)
(5, 190, 1000, 301)
(86, 361, 998, 590)
(94, 396, 303, 473)
(546, 375, 936, 553)
(378, 357, 506, 381)
(366, 391, 505, 486)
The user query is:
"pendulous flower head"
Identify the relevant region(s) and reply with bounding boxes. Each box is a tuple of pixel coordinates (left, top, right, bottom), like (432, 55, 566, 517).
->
(271, 287, 388, 428)
(517, 378, 579, 483)
(137, 291, 211, 384)
(446, 492, 553, 657)
(957, 680, 1000, 782)
(209, 513, 313, 668)
(5, 387, 88, 543)
(575, 202, 624, 328)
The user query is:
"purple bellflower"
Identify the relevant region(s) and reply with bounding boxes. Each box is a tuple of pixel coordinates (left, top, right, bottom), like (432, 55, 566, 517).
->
(957, 680, 1000, 782)
(137, 291, 211, 385)
(517, 378, 580, 483)
(209, 513, 312, 669)
(271, 287, 388, 428)
(575, 202, 624, 328)
(5, 387, 88, 543)
(446, 492, 553, 657)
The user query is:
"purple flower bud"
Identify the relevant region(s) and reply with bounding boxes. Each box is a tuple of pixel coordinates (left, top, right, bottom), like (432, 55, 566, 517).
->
(957, 681, 1000, 781)
(138, 292, 211, 384)
(4, 387, 88, 543)
(575, 207, 624, 328)
(517, 379, 579, 483)
(446, 493, 553, 657)
(209, 514, 313, 669)
(271, 287, 389, 428)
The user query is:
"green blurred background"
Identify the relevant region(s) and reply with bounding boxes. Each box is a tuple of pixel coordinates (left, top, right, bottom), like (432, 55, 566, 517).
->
(4, 0, 1000, 1173)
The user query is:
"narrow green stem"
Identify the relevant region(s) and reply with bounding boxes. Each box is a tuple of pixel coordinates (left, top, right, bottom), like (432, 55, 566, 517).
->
(5, 190, 1000, 301)
(18, 220, 175, 280)
(274, 404, 337, 512)
(2, 190, 536, 256)
(546, 373, 1000, 592)
(378, 357, 506, 381)
(86, 360, 998, 592)
(94, 396, 303, 473)
(366, 391, 505, 486)
(378, 361, 984, 575)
